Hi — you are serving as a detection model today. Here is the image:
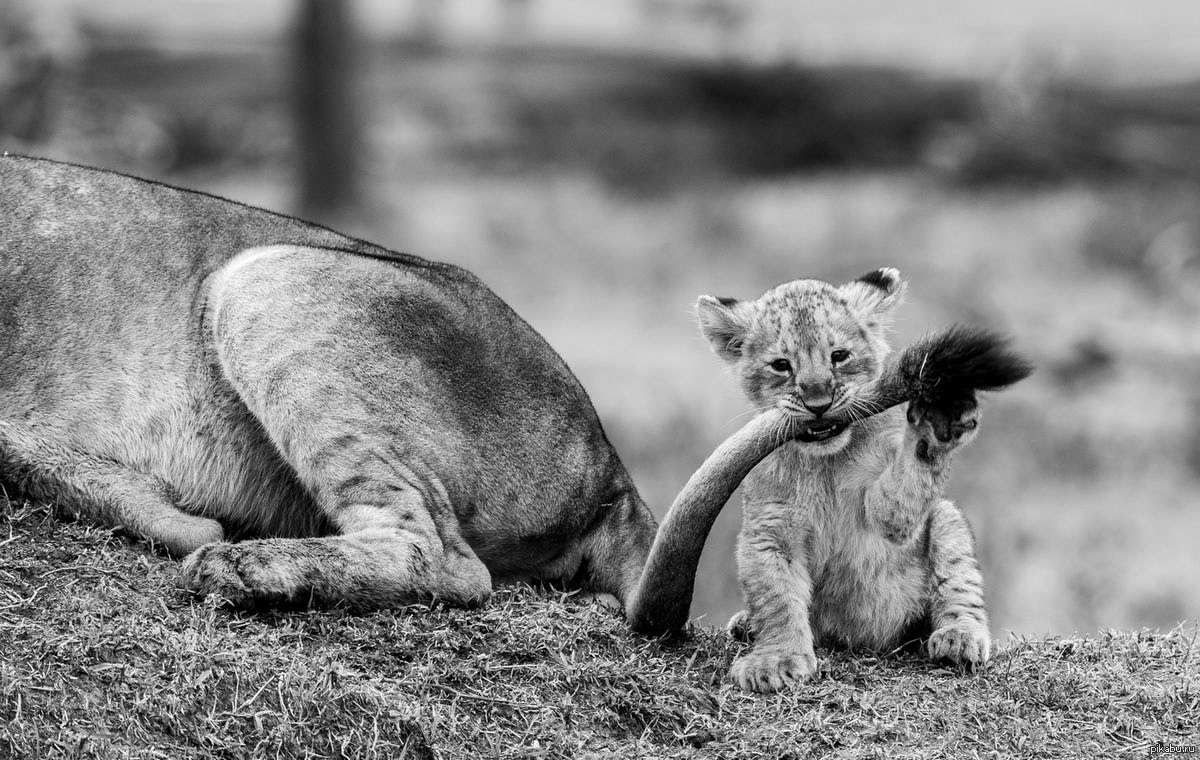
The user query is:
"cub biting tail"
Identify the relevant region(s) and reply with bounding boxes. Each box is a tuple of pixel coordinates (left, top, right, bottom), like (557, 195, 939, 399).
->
(676, 269, 1030, 691)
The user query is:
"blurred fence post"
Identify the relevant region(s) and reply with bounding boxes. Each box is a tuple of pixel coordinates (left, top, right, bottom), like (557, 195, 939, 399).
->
(294, 0, 363, 221)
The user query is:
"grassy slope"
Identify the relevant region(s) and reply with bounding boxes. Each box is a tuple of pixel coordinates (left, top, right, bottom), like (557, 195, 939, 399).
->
(1, 499, 1196, 760)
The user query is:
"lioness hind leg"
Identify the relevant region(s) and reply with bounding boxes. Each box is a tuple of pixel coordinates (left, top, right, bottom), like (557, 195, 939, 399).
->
(0, 426, 223, 556)
(200, 245, 494, 610)
(181, 489, 492, 609)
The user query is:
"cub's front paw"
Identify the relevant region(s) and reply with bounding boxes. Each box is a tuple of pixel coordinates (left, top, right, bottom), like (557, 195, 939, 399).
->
(181, 542, 299, 606)
(928, 623, 990, 668)
(729, 646, 817, 693)
(907, 392, 979, 462)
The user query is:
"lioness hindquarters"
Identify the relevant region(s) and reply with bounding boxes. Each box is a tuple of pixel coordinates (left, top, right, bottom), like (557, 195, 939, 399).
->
(183, 245, 496, 607)
(185, 244, 653, 609)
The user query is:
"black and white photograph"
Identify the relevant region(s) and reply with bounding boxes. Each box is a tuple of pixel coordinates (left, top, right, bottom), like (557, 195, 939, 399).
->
(1, 0, 1198, 757)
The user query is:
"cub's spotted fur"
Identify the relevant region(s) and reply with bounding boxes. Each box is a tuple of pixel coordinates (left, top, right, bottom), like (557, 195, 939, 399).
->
(698, 269, 991, 693)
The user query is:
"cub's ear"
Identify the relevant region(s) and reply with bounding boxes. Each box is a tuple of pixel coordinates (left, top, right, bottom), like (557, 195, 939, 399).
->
(839, 267, 907, 327)
(696, 295, 750, 362)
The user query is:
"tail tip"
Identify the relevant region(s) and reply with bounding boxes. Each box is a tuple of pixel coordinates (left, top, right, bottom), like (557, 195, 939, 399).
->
(900, 324, 1033, 398)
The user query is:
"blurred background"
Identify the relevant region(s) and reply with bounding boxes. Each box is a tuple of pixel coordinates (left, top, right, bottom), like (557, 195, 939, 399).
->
(4, 0, 1199, 640)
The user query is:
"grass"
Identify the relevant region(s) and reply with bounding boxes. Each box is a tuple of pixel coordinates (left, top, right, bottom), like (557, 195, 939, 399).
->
(2, 498, 1197, 759)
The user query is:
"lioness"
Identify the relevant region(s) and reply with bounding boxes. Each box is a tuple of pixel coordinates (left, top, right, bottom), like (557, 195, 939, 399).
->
(2, 155, 668, 612)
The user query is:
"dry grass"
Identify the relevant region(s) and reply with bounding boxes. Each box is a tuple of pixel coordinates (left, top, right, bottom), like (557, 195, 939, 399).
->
(2, 497, 1198, 759)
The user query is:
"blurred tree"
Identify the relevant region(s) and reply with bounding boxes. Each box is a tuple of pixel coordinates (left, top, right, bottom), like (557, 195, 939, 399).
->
(638, 0, 751, 60)
(294, 0, 363, 221)
(0, 0, 58, 141)
(409, 0, 446, 50)
(500, 0, 535, 46)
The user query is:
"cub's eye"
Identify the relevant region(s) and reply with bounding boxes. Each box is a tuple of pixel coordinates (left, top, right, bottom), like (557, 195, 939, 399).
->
(830, 349, 851, 364)
(768, 358, 792, 374)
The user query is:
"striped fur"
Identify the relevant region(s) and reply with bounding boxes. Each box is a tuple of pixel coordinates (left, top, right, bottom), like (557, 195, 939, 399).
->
(699, 269, 991, 693)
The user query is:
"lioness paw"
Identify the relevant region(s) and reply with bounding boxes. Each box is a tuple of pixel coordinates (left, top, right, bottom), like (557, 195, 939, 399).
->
(907, 393, 979, 461)
(181, 542, 303, 606)
(928, 623, 990, 668)
(730, 646, 817, 693)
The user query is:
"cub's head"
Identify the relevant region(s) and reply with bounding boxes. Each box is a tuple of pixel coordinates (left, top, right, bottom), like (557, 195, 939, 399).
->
(697, 268, 906, 456)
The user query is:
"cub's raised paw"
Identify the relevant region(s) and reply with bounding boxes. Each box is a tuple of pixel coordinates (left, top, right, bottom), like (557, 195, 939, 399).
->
(907, 392, 979, 461)
(928, 623, 991, 668)
(181, 541, 300, 606)
(730, 646, 817, 693)
(726, 610, 755, 643)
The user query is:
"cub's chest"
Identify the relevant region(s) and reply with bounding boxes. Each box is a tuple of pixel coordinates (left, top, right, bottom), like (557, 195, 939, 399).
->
(747, 444, 868, 521)
(747, 446, 916, 567)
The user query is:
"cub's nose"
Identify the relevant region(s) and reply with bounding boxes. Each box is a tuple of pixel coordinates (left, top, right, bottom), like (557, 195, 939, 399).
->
(802, 398, 832, 416)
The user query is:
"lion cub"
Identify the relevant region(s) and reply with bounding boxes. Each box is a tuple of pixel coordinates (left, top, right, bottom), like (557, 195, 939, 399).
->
(698, 268, 991, 693)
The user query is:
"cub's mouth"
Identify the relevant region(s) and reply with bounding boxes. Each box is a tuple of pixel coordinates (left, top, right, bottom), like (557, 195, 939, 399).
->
(794, 419, 849, 442)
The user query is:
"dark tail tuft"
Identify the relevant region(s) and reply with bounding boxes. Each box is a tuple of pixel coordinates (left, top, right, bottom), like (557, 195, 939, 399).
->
(897, 325, 1034, 402)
